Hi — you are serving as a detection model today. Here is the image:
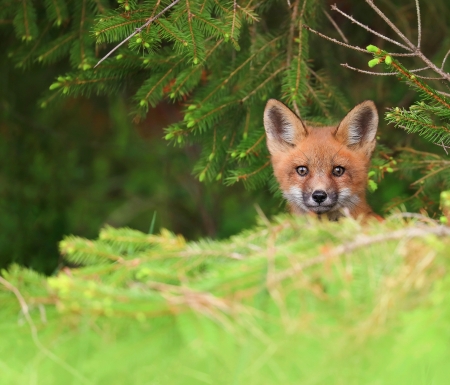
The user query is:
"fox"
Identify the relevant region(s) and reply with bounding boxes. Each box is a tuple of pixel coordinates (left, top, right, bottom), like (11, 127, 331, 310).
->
(263, 99, 379, 221)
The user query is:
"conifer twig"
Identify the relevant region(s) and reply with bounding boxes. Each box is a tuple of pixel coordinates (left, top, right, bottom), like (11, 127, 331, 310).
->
(94, 0, 181, 68)
(273, 225, 450, 285)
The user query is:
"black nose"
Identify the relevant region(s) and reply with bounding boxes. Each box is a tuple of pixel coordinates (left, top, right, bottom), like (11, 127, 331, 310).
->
(312, 190, 327, 204)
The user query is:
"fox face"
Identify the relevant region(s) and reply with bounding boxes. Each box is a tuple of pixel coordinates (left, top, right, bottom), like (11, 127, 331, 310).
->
(264, 99, 378, 220)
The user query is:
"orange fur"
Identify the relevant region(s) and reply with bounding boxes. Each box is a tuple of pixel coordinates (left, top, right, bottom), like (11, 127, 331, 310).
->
(264, 99, 379, 221)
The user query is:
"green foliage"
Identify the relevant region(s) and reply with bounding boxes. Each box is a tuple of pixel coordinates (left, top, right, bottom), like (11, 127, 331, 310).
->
(2, 215, 450, 383)
(3, 0, 352, 190)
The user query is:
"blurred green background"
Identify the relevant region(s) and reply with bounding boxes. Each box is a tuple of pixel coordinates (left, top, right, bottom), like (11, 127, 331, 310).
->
(1, 0, 449, 274)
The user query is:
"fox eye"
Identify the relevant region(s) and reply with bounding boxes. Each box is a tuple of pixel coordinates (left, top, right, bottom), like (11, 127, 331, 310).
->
(332, 166, 345, 177)
(296, 166, 309, 176)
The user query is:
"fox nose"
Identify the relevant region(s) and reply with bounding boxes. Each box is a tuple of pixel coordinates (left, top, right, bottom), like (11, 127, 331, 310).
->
(312, 190, 327, 204)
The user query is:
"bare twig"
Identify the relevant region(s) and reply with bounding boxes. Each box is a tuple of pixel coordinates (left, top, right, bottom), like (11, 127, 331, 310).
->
(331, 4, 412, 51)
(323, 9, 348, 44)
(435, 139, 450, 155)
(365, 0, 415, 50)
(415, 0, 422, 49)
(316, 1, 450, 83)
(410, 66, 430, 73)
(437, 90, 450, 98)
(94, 0, 181, 68)
(341, 63, 396, 76)
(441, 49, 450, 70)
(303, 25, 367, 53)
(0, 276, 93, 384)
(410, 74, 445, 80)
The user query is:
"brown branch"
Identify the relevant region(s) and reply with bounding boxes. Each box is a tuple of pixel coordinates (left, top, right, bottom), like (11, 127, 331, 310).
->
(331, 4, 412, 51)
(341, 63, 396, 76)
(365, 0, 415, 51)
(236, 160, 270, 180)
(323, 9, 348, 43)
(441, 49, 450, 70)
(304, 25, 367, 53)
(415, 0, 422, 49)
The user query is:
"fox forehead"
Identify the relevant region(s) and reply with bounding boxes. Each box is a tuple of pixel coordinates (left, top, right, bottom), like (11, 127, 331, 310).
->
(275, 126, 357, 167)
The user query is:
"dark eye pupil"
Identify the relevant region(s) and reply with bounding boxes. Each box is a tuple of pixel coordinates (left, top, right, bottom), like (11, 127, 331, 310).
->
(333, 166, 345, 176)
(296, 166, 308, 176)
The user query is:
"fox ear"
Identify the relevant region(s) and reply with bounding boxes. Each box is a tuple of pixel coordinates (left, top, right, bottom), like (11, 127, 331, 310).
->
(335, 100, 378, 154)
(263, 99, 308, 153)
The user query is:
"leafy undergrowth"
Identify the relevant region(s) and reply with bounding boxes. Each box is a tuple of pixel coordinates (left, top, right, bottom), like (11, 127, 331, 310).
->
(1, 214, 450, 384)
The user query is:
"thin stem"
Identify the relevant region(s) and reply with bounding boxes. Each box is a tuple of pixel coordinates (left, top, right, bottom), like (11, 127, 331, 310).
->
(94, 0, 181, 68)
(365, 0, 416, 51)
(389, 52, 419, 57)
(441, 49, 450, 70)
(323, 9, 348, 43)
(410, 66, 430, 73)
(303, 25, 367, 53)
(331, 4, 411, 51)
(415, 0, 422, 49)
(341, 63, 396, 75)
(411, 75, 445, 80)
(437, 90, 450, 97)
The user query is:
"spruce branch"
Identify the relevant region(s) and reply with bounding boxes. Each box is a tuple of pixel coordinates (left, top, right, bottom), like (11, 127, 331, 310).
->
(241, 65, 287, 103)
(94, 0, 181, 68)
(273, 224, 450, 285)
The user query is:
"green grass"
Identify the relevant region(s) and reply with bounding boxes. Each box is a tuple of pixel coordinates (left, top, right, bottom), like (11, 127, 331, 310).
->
(1, 214, 450, 384)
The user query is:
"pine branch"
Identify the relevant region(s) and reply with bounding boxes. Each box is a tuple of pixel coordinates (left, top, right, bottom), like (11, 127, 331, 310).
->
(94, 0, 181, 68)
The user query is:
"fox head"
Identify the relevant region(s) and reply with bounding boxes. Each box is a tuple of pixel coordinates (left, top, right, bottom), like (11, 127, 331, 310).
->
(263, 99, 378, 220)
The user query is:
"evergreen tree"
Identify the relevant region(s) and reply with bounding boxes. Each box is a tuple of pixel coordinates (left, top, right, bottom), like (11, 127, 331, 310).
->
(2, 0, 449, 216)
(2, 0, 348, 192)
